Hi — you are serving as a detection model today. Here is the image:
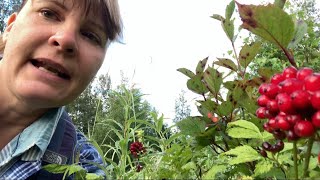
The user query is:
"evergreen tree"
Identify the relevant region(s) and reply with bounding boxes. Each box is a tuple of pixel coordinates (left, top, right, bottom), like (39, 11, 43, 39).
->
(173, 90, 191, 123)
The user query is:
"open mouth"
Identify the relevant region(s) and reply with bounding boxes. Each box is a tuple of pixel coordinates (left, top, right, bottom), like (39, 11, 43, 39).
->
(31, 59, 71, 80)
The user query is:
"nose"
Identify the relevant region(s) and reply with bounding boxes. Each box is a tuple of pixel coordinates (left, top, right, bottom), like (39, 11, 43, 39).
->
(48, 28, 78, 55)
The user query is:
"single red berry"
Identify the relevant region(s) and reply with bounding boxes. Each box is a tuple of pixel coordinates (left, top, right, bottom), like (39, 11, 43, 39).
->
(274, 140, 284, 152)
(263, 122, 273, 133)
(257, 95, 270, 107)
(311, 91, 320, 110)
(286, 114, 302, 127)
(276, 115, 291, 131)
(268, 118, 278, 130)
(271, 73, 285, 85)
(136, 164, 143, 172)
(256, 107, 267, 119)
(304, 73, 320, 92)
(266, 99, 279, 113)
(297, 67, 313, 81)
(290, 90, 311, 110)
(294, 121, 315, 137)
(279, 78, 304, 94)
(282, 66, 298, 78)
(207, 112, 213, 119)
(312, 111, 320, 128)
(276, 93, 294, 114)
(258, 83, 269, 95)
(264, 83, 280, 99)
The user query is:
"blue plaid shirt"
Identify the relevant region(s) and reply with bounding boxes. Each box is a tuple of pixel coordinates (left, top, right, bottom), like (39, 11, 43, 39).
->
(0, 107, 105, 179)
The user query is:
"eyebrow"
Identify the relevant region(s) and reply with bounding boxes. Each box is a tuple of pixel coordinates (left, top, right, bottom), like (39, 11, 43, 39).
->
(35, 0, 68, 11)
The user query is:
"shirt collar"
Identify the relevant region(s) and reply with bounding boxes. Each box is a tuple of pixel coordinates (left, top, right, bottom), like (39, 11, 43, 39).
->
(12, 107, 64, 160)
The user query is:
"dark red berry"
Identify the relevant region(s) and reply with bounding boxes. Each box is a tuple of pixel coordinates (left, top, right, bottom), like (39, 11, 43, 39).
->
(294, 121, 315, 137)
(263, 122, 273, 133)
(268, 118, 278, 130)
(275, 140, 284, 152)
(258, 83, 269, 95)
(273, 130, 286, 140)
(297, 67, 313, 81)
(287, 130, 300, 141)
(260, 149, 268, 158)
(262, 142, 272, 151)
(286, 114, 302, 127)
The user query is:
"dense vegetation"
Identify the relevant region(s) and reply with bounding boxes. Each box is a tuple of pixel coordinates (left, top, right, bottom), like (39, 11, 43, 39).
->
(1, 0, 320, 179)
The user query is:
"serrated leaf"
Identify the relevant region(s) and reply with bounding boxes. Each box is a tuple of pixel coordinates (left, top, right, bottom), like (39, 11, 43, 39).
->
(223, 145, 261, 165)
(198, 99, 219, 113)
(176, 116, 206, 136)
(227, 120, 262, 139)
(237, 3, 294, 49)
(254, 159, 273, 177)
(225, 1, 235, 20)
(211, 14, 224, 21)
(217, 101, 233, 116)
(187, 74, 208, 95)
(203, 165, 228, 179)
(214, 58, 238, 72)
(288, 20, 307, 49)
(239, 41, 261, 68)
(203, 67, 223, 95)
(222, 18, 235, 42)
(196, 57, 208, 75)
(177, 68, 195, 78)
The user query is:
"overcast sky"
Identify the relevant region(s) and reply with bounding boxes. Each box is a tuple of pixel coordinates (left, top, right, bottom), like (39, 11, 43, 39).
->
(99, 0, 307, 125)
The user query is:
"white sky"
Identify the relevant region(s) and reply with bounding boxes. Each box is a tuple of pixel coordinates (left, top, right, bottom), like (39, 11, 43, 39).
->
(98, 0, 305, 125)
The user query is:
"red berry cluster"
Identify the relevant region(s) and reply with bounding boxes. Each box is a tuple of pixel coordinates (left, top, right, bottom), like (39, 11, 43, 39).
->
(256, 67, 320, 153)
(130, 141, 146, 158)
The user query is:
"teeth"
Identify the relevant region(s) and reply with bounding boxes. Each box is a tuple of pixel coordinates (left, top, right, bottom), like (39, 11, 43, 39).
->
(38, 66, 59, 76)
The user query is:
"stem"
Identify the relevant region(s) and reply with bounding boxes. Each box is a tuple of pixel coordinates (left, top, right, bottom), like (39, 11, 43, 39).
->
(281, 46, 297, 68)
(293, 141, 298, 180)
(302, 136, 315, 178)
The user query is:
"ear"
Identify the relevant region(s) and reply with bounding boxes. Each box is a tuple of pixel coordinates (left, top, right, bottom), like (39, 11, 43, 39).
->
(2, 13, 17, 43)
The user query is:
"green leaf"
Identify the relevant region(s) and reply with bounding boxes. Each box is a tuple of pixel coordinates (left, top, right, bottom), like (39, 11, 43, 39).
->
(225, 0, 235, 20)
(187, 74, 208, 95)
(211, 14, 224, 21)
(86, 173, 104, 180)
(203, 165, 228, 179)
(288, 20, 307, 49)
(222, 18, 235, 42)
(182, 161, 197, 171)
(237, 3, 295, 49)
(214, 58, 238, 72)
(42, 164, 70, 174)
(177, 68, 195, 78)
(176, 116, 206, 136)
(195, 127, 216, 147)
(239, 41, 261, 68)
(203, 67, 223, 95)
(223, 145, 261, 165)
(196, 57, 208, 75)
(217, 101, 233, 116)
(227, 120, 262, 139)
(254, 159, 273, 177)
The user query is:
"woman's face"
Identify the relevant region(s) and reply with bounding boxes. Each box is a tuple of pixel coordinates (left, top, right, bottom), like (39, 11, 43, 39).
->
(1, 0, 107, 108)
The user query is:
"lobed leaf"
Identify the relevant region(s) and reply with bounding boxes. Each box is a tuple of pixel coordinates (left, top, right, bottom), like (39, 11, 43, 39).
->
(187, 74, 208, 95)
(227, 120, 262, 139)
(223, 145, 261, 165)
(237, 3, 295, 49)
(239, 41, 261, 69)
(254, 159, 273, 177)
(176, 116, 206, 136)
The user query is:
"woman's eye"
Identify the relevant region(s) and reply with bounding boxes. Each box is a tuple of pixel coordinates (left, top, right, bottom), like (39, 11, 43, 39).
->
(81, 31, 102, 45)
(40, 9, 59, 21)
